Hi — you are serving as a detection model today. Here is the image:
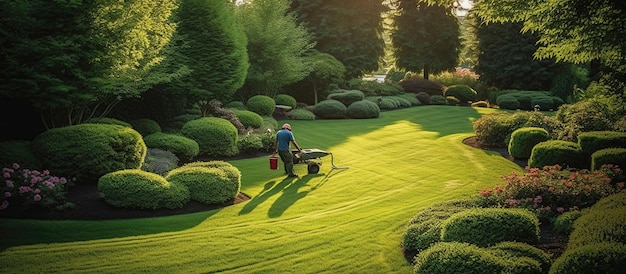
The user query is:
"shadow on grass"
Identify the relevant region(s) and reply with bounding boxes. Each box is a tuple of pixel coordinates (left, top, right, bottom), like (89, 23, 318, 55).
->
(238, 176, 297, 215)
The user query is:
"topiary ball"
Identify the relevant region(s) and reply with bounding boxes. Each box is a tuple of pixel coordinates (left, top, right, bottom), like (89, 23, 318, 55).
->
(232, 109, 264, 129)
(508, 127, 550, 159)
(528, 140, 584, 169)
(143, 132, 200, 161)
(327, 89, 365, 107)
(346, 100, 380, 119)
(129, 118, 162, 137)
(181, 117, 238, 158)
(246, 95, 276, 116)
(313, 99, 347, 119)
(166, 165, 239, 204)
(444, 84, 478, 104)
(274, 94, 297, 109)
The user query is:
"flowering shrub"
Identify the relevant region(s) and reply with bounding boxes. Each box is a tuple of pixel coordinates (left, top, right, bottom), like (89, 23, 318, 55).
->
(477, 164, 625, 220)
(1, 163, 70, 210)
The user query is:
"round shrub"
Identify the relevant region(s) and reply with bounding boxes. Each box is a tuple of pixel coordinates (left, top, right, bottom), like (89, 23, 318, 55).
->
(246, 95, 276, 116)
(274, 94, 297, 109)
(84, 117, 132, 127)
(413, 242, 508, 274)
(568, 194, 626, 250)
(327, 89, 365, 107)
(165, 166, 239, 204)
(98, 169, 190, 209)
(497, 95, 521, 110)
(428, 95, 448, 105)
(398, 77, 443, 96)
(591, 148, 626, 171)
(0, 140, 42, 170)
(378, 97, 400, 109)
(415, 92, 430, 104)
(232, 109, 264, 129)
(444, 84, 478, 104)
(129, 118, 161, 137)
(488, 241, 552, 274)
(473, 112, 514, 147)
(446, 96, 461, 105)
(441, 208, 540, 247)
(578, 131, 626, 156)
(508, 127, 550, 159)
(167, 114, 202, 131)
(553, 210, 585, 235)
(143, 132, 200, 161)
(396, 93, 421, 106)
(528, 140, 584, 169)
(530, 96, 555, 111)
(179, 160, 241, 187)
(31, 124, 146, 184)
(555, 99, 614, 142)
(389, 96, 413, 108)
(313, 99, 347, 119)
(346, 100, 380, 119)
(141, 148, 179, 176)
(550, 243, 626, 274)
(290, 108, 316, 120)
(226, 101, 247, 110)
(237, 133, 264, 154)
(181, 117, 238, 157)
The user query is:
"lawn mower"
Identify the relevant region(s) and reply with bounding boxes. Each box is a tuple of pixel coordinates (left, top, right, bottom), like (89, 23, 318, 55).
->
(292, 148, 349, 174)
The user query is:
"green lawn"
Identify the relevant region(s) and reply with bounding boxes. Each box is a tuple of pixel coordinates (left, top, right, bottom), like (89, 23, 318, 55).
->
(0, 106, 523, 273)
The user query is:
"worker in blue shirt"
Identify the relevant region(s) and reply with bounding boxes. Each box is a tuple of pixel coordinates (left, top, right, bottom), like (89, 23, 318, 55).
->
(273, 123, 302, 177)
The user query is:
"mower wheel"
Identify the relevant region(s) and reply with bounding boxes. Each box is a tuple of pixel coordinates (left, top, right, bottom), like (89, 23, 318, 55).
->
(307, 162, 320, 174)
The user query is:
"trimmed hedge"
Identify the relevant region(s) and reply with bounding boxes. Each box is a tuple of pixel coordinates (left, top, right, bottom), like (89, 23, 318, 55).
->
(246, 95, 276, 116)
(290, 108, 316, 120)
(508, 127, 550, 159)
(225, 101, 247, 110)
(550, 243, 626, 274)
(143, 132, 200, 161)
(274, 94, 297, 109)
(232, 109, 264, 129)
(181, 117, 238, 157)
(398, 77, 443, 96)
(237, 134, 264, 154)
(313, 99, 347, 119)
(444, 84, 478, 104)
(488, 241, 552, 274)
(591, 148, 626, 171)
(31, 124, 146, 184)
(441, 208, 540, 247)
(346, 100, 380, 119)
(528, 140, 584, 169)
(165, 165, 239, 205)
(567, 193, 626, 250)
(98, 169, 190, 209)
(327, 89, 365, 107)
(396, 93, 422, 106)
(84, 117, 132, 127)
(129, 118, 161, 137)
(578, 131, 626, 156)
(429, 95, 448, 105)
(180, 160, 241, 187)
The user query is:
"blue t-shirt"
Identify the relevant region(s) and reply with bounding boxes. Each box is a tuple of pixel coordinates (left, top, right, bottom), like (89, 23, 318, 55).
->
(276, 129, 295, 151)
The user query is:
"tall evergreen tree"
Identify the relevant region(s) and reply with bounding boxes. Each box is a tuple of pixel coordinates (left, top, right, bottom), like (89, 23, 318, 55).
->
(290, 0, 386, 79)
(389, 0, 461, 80)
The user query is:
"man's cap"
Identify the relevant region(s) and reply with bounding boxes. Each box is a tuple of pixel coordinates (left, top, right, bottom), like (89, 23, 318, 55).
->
(282, 123, 292, 131)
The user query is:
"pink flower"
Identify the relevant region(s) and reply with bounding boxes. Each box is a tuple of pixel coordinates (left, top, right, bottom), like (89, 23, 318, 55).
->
(34, 188, 41, 194)
(6, 181, 14, 188)
(0, 200, 8, 210)
(534, 195, 543, 203)
(12, 163, 19, 169)
(33, 194, 41, 201)
(18, 186, 32, 193)
(557, 207, 565, 213)
(59, 177, 67, 184)
(4, 192, 11, 198)
(3, 172, 10, 178)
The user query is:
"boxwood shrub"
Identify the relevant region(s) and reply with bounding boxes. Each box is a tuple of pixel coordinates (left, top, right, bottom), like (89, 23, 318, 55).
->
(528, 140, 584, 169)
(550, 243, 626, 274)
(488, 241, 552, 274)
(31, 124, 146, 184)
(429, 95, 448, 105)
(143, 132, 200, 161)
(181, 117, 238, 157)
(567, 193, 626, 250)
(98, 169, 190, 209)
(290, 108, 316, 120)
(246, 95, 276, 116)
(180, 160, 241, 187)
(327, 89, 365, 107)
(84, 117, 132, 127)
(444, 84, 478, 104)
(346, 100, 380, 119)
(591, 148, 626, 171)
(165, 166, 239, 204)
(508, 127, 550, 159)
(274, 94, 297, 109)
(232, 109, 263, 129)
(440, 208, 540, 247)
(237, 133, 264, 154)
(496, 95, 521, 110)
(313, 99, 347, 119)
(226, 101, 247, 110)
(578, 131, 626, 156)
(129, 118, 161, 137)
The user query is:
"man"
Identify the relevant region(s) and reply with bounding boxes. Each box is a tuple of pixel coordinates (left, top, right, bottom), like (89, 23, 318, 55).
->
(273, 123, 302, 177)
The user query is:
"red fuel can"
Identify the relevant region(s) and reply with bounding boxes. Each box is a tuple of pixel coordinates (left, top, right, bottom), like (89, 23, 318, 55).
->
(269, 155, 278, 170)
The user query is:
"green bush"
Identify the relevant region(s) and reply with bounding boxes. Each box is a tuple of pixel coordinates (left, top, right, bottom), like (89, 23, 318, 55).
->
(179, 160, 241, 187)
(614, 115, 626, 132)
(472, 112, 514, 147)
(549, 243, 626, 274)
(347, 78, 404, 96)
(376, 97, 400, 109)
(508, 127, 550, 159)
(290, 108, 316, 120)
(246, 95, 276, 116)
(226, 101, 247, 110)
(313, 99, 347, 119)
(390, 96, 413, 108)
(555, 99, 614, 142)
(0, 140, 42, 170)
(446, 96, 461, 105)
(274, 94, 297, 109)
(237, 134, 264, 154)
(488, 241, 552, 274)
(141, 148, 179, 176)
(166, 165, 239, 204)
(429, 95, 448, 105)
(477, 165, 624, 221)
(528, 140, 584, 169)
(98, 169, 190, 209)
(167, 114, 202, 131)
(129, 118, 161, 137)
(143, 132, 200, 161)
(181, 117, 238, 157)
(84, 117, 132, 128)
(31, 124, 146, 184)
(232, 109, 264, 129)
(567, 193, 626, 250)
(578, 131, 626, 156)
(591, 148, 626, 171)
(262, 116, 279, 131)
(396, 93, 422, 106)
(346, 100, 380, 119)
(327, 89, 365, 107)
(415, 92, 430, 104)
(398, 77, 443, 96)
(259, 133, 276, 152)
(413, 242, 504, 274)
(402, 199, 476, 254)
(553, 210, 585, 235)
(497, 95, 521, 110)
(444, 84, 478, 104)
(441, 208, 540, 247)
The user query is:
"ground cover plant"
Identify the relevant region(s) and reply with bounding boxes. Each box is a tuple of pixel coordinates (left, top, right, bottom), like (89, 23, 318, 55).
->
(0, 106, 547, 273)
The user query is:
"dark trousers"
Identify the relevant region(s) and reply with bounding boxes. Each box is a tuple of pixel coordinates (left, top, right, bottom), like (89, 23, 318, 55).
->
(278, 150, 295, 175)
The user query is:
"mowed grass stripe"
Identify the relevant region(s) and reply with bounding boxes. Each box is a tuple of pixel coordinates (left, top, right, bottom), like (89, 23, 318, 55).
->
(0, 106, 520, 273)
